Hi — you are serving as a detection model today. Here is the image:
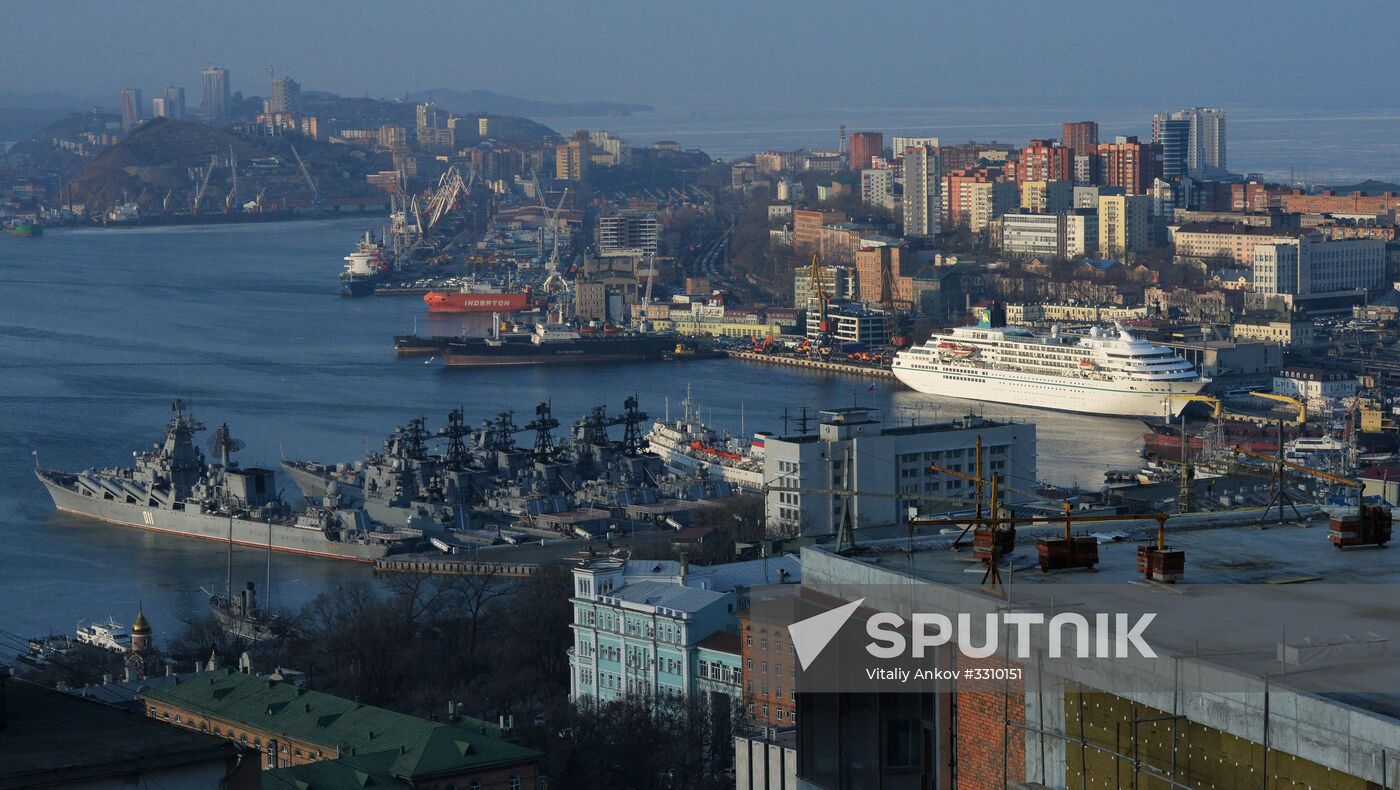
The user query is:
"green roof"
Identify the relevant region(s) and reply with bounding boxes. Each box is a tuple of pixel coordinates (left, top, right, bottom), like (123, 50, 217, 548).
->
(142, 668, 540, 783)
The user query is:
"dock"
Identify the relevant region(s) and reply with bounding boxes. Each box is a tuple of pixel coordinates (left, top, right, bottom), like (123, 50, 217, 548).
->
(374, 556, 541, 577)
(726, 350, 897, 379)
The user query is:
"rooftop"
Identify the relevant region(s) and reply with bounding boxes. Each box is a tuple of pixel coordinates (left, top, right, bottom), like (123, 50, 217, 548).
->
(0, 679, 235, 787)
(141, 669, 540, 781)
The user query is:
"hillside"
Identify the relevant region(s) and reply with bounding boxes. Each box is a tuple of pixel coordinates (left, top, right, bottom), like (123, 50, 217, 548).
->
(405, 88, 651, 118)
(66, 117, 389, 215)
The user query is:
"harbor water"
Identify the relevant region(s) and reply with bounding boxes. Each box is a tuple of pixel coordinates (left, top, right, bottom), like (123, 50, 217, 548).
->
(0, 219, 1146, 638)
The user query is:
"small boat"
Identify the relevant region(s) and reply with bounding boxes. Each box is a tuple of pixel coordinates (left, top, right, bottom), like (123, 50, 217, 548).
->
(75, 618, 132, 653)
(2, 221, 43, 238)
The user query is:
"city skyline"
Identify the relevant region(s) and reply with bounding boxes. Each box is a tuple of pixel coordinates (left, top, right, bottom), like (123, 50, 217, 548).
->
(2, 0, 1398, 109)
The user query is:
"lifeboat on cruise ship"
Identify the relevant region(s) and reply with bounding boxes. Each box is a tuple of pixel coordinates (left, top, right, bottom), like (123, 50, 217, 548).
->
(689, 440, 745, 462)
(949, 344, 976, 358)
(1079, 359, 1096, 369)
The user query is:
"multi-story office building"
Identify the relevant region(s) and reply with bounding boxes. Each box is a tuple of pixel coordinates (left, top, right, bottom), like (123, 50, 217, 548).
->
(902, 145, 941, 237)
(1098, 193, 1154, 256)
(1154, 107, 1227, 176)
(1061, 120, 1099, 157)
(1097, 136, 1161, 195)
(793, 264, 856, 310)
(1252, 235, 1385, 296)
(1016, 139, 1074, 184)
(200, 66, 229, 121)
(804, 306, 891, 347)
(597, 210, 659, 256)
(999, 209, 1098, 259)
(1171, 223, 1312, 266)
(568, 556, 801, 706)
(120, 88, 142, 127)
(847, 131, 883, 171)
(268, 75, 300, 114)
(754, 150, 791, 175)
(763, 408, 1036, 537)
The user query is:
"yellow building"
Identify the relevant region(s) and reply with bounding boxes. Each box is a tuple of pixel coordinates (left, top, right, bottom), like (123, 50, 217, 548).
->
(555, 137, 589, 181)
(1098, 193, 1153, 256)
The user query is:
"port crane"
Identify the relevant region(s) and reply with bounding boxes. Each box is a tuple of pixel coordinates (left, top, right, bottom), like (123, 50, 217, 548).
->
(1250, 391, 1306, 425)
(226, 146, 238, 212)
(289, 144, 320, 208)
(192, 154, 218, 214)
(1234, 440, 1363, 524)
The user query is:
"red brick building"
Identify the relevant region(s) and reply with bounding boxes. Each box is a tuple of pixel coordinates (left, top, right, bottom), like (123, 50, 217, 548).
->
(847, 131, 883, 172)
(1016, 139, 1074, 184)
(740, 613, 797, 727)
(1061, 120, 1099, 157)
(1096, 136, 1161, 194)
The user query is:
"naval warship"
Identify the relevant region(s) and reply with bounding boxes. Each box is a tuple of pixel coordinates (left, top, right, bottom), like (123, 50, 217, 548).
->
(36, 401, 424, 562)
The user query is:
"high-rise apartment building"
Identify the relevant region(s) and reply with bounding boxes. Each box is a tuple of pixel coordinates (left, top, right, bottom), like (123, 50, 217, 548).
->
(1097, 136, 1161, 195)
(120, 88, 143, 127)
(555, 133, 590, 181)
(1061, 121, 1099, 156)
(268, 75, 301, 114)
(597, 210, 659, 255)
(860, 168, 895, 211)
(201, 66, 230, 121)
(902, 145, 941, 237)
(1015, 139, 1073, 184)
(160, 86, 185, 119)
(891, 136, 939, 154)
(1098, 193, 1154, 256)
(1155, 118, 1191, 179)
(847, 131, 883, 172)
(1153, 107, 1227, 176)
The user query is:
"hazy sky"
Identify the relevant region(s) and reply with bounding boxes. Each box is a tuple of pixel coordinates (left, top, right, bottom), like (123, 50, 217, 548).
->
(3, 0, 1398, 108)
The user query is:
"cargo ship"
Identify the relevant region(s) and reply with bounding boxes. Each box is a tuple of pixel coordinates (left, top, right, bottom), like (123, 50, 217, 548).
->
(443, 323, 677, 367)
(423, 288, 532, 314)
(3, 221, 43, 237)
(340, 230, 390, 297)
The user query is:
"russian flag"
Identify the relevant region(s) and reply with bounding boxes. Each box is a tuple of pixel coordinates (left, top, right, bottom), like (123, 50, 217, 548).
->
(867, 383, 877, 393)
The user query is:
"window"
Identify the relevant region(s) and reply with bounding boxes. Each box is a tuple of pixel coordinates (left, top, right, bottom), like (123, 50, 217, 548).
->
(885, 719, 920, 768)
(509, 777, 522, 790)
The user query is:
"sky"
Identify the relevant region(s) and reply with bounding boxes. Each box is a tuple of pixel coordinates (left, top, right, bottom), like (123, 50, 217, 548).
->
(2, 0, 1398, 110)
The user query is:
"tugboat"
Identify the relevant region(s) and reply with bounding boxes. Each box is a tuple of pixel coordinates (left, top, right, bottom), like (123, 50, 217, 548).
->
(340, 230, 390, 296)
(3, 220, 43, 237)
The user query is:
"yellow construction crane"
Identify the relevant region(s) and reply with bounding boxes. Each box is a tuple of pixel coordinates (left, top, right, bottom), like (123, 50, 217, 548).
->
(1164, 394, 1221, 419)
(1250, 392, 1306, 425)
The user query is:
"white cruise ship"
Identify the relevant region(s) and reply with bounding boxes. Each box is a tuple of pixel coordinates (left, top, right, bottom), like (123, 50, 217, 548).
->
(646, 396, 766, 491)
(892, 324, 1208, 418)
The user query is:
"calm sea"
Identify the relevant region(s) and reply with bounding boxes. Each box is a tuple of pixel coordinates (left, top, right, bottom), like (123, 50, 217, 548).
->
(545, 103, 1400, 185)
(0, 219, 1148, 639)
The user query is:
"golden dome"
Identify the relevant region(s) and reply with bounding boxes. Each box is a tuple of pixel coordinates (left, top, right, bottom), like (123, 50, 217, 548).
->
(131, 610, 152, 635)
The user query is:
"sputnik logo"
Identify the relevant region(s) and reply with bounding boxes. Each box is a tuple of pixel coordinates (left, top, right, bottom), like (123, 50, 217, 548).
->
(789, 598, 865, 670)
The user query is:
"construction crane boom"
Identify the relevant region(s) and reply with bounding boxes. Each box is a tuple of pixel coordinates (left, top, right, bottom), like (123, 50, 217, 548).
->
(546, 187, 569, 272)
(1164, 394, 1221, 419)
(1234, 448, 1362, 488)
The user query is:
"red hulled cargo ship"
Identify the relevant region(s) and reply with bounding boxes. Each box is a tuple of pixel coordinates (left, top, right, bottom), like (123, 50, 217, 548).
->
(423, 289, 532, 314)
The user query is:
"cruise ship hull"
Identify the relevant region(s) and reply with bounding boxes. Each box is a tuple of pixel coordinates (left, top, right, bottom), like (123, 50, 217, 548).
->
(891, 365, 1205, 418)
(38, 472, 393, 562)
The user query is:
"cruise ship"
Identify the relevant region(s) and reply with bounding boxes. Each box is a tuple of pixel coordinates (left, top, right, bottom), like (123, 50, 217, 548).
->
(892, 323, 1208, 418)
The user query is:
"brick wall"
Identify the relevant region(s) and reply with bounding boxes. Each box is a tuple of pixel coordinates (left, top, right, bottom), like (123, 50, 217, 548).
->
(953, 655, 1026, 790)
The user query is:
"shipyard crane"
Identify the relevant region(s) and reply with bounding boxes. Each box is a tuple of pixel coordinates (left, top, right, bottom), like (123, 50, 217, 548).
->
(162, 189, 173, 213)
(637, 255, 657, 331)
(1250, 391, 1306, 425)
(289, 144, 320, 208)
(546, 187, 569, 271)
(807, 253, 834, 357)
(1164, 394, 1222, 419)
(227, 146, 238, 212)
(192, 154, 218, 214)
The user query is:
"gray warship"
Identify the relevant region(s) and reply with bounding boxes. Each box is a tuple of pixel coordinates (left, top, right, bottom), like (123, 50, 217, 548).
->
(282, 400, 671, 530)
(37, 401, 424, 563)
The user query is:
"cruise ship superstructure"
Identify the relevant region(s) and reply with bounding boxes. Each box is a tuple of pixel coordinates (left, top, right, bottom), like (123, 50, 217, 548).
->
(892, 323, 1208, 418)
